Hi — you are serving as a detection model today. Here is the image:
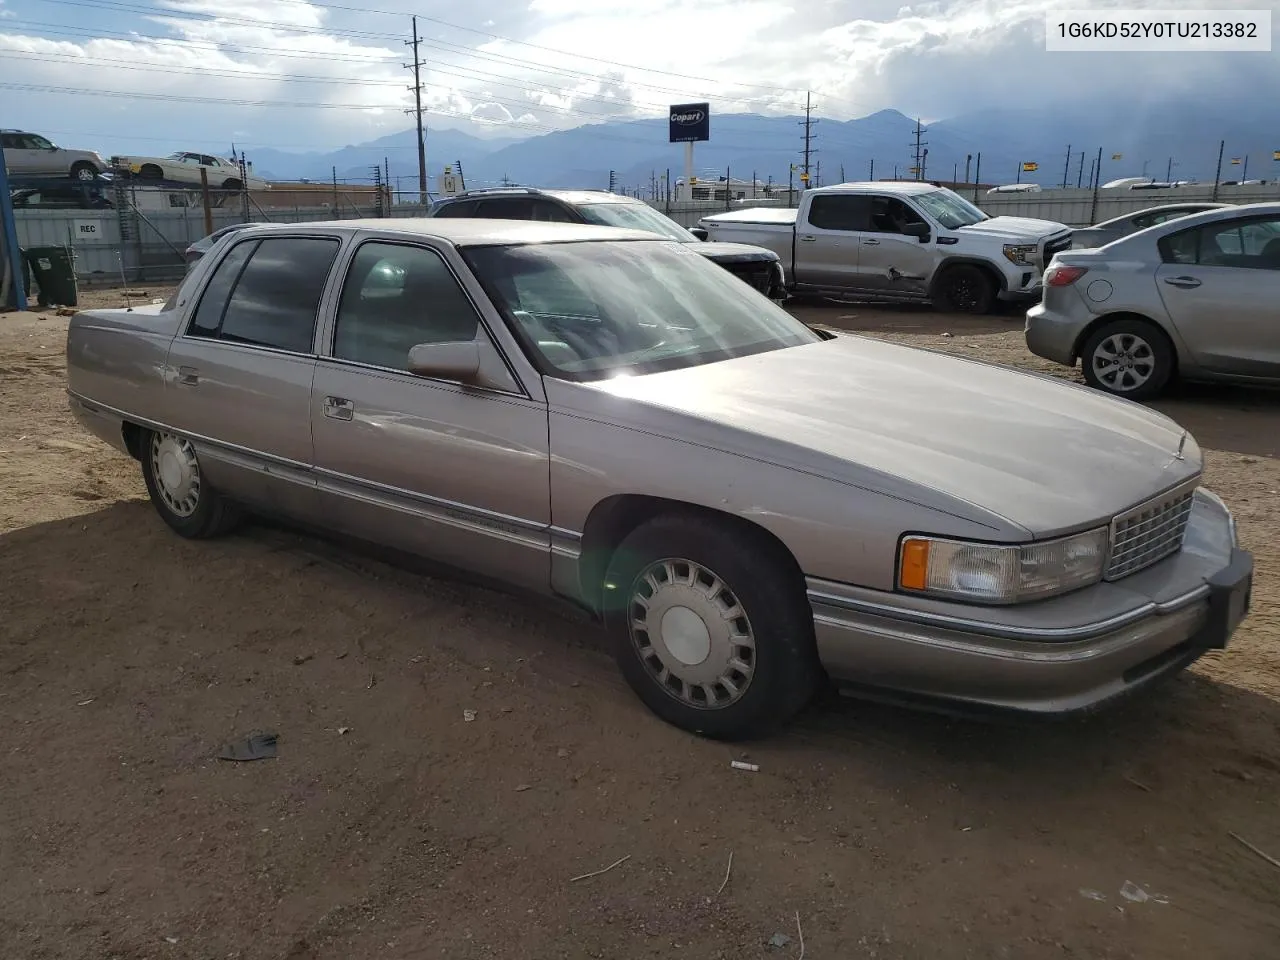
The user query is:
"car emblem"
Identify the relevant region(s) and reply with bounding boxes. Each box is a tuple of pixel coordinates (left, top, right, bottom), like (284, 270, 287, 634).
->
(1165, 430, 1188, 467)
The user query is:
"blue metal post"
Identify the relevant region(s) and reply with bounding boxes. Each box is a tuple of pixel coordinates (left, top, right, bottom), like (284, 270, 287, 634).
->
(0, 147, 26, 310)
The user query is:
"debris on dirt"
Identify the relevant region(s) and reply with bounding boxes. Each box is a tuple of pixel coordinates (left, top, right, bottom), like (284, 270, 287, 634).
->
(217, 732, 278, 762)
(292, 654, 314, 666)
(731, 761, 759, 773)
(366, 674, 376, 689)
(408, 655, 424, 664)
(463, 709, 477, 722)
(1123, 775, 1152, 793)
(556, 748, 570, 759)
(337, 727, 350, 736)
(940, 331, 953, 338)
(514, 783, 532, 792)
(569, 854, 630, 883)
(1229, 832, 1280, 871)
(335, 651, 349, 660)
(77, 698, 94, 706)
(768, 932, 792, 948)
(716, 851, 733, 895)
(163, 936, 179, 944)
(1079, 889, 1107, 901)
(1119, 881, 1169, 904)
(796, 911, 805, 959)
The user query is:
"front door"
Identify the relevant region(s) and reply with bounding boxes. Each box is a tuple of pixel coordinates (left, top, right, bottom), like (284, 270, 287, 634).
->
(855, 195, 935, 297)
(1155, 214, 1280, 378)
(792, 193, 865, 289)
(163, 233, 345, 518)
(310, 238, 552, 592)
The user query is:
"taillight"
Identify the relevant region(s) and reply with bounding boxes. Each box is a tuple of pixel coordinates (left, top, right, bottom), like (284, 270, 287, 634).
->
(1045, 264, 1088, 286)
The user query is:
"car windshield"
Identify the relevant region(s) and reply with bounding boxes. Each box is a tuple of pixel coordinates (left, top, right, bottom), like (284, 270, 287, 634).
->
(575, 202, 696, 242)
(465, 240, 819, 382)
(914, 188, 989, 229)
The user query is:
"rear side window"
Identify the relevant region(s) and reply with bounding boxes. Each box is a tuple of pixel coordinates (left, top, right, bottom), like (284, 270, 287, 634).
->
(1158, 228, 1198, 264)
(187, 237, 340, 352)
(474, 198, 534, 219)
(807, 195, 869, 231)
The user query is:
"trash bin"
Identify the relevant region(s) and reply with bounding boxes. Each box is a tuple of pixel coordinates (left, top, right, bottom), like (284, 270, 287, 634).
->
(24, 245, 78, 307)
(2, 248, 32, 309)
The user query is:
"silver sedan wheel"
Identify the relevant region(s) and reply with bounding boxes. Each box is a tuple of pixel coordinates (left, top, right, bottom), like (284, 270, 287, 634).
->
(149, 433, 202, 517)
(1090, 332, 1156, 393)
(628, 558, 756, 710)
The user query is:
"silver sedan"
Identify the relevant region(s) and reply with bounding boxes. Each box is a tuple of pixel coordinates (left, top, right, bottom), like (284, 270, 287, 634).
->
(1026, 202, 1280, 399)
(1068, 202, 1231, 249)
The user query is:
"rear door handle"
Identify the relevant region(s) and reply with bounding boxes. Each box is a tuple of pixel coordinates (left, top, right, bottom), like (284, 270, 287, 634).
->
(323, 396, 354, 421)
(798, 235, 817, 242)
(862, 238, 880, 245)
(1163, 276, 1202, 289)
(177, 365, 199, 385)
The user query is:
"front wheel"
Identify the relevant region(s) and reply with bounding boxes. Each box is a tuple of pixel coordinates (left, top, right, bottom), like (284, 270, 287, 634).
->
(933, 264, 995, 315)
(1080, 318, 1174, 401)
(140, 429, 241, 538)
(222, 179, 243, 191)
(70, 161, 99, 181)
(602, 514, 823, 740)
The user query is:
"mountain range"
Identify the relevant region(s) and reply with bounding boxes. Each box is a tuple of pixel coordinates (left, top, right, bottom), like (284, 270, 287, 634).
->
(249, 96, 1280, 196)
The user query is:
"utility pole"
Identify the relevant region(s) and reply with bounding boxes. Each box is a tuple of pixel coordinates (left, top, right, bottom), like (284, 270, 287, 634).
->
(455, 159, 467, 190)
(1062, 145, 1071, 188)
(799, 92, 817, 189)
(1212, 139, 1224, 200)
(1077, 152, 1085, 188)
(404, 16, 428, 205)
(910, 118, 928, 181)
(1166, 157, 1175, 181)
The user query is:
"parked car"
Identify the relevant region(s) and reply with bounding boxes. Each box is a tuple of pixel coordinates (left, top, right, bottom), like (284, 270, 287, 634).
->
(699, 182, 1073, 314)
(109, 151, 268, 191)
(1, 129, 106, 180)
(10, 183, 113, 209)
(184, 222, 253, 264)
(64, 219, 1252, 738)
(1069, 203, 1231, 249)
(986, 183, 1042, 194)
(429, 187, 786, 299)
(1026, 202, 1280, 399)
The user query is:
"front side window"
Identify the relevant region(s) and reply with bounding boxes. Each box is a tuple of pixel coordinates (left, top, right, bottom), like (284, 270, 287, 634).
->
(867, 196, 926, 234)
(466, 240, 819, 381)
(332, 242, 482, 371)
(26, 135, 54, 150)
(913, 188, 989, 229)
(1163, 217, 1280, 270)
(187, 236, 340, 352)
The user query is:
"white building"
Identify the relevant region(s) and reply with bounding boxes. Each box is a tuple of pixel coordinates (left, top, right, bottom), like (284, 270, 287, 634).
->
(672, 175, 791, 203)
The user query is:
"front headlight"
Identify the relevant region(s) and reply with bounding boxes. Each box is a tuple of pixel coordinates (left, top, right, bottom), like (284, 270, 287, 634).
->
(898, 528, 1108, 605)
(1003, 243, 1037, 266)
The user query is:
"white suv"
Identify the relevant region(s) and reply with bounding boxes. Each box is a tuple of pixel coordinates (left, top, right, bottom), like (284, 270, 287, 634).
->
(1, 130, 106, 181)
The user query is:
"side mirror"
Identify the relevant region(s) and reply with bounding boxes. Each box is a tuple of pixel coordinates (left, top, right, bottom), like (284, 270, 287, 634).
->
(903, 222, 931, 242)
(407, 340, 480, 383)
(689, 227, 709, 241)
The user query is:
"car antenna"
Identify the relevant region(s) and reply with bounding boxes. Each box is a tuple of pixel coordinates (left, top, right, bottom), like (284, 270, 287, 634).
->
(117, 252, 133, 312)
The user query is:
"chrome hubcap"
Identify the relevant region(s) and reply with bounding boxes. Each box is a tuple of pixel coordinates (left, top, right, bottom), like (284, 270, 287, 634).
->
(1093, 333, 1154, 392)
(629, 558, 756, 709)
(150, 433, 201, 517)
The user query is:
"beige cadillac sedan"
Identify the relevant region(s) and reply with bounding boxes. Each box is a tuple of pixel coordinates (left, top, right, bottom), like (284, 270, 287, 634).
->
(65, 219, 1253, 739)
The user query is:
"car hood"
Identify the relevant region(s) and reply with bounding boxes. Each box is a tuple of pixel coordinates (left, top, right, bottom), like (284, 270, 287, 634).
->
(690, 240, 782, 263)
(556, 335, 1200, 538)
(957, 216, 1070, 242)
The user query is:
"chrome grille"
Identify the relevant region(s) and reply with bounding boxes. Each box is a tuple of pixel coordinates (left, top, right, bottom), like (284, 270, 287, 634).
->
(1104, 486, 1195, 580)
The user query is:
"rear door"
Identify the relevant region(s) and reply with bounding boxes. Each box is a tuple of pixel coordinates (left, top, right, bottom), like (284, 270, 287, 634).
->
(793, 194, 866, 289)
(471, 197, 535, 220)
(163, 233, 345, 518)
(1155, 214, 1280, 378)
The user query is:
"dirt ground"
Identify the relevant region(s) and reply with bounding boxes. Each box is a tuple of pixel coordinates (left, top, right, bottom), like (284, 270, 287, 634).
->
(2, 289, 1278, 960)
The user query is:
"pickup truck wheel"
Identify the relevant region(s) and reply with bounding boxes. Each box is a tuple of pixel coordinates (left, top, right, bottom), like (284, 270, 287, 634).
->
(141, 429, 241, 538)
(1080, 318, 1174, 401)
(933, 264, 994, 314)
(602, 514, 822, 740)
(70, 161, 99, 181)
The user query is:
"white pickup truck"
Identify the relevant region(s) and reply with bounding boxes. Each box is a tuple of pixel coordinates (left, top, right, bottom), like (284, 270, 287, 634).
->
(699, 182, 1073, 314)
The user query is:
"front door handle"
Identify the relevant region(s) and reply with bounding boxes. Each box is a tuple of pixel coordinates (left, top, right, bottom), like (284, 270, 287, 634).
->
(1163, 275, 1202, 289)
(177, 365, 199, 385)
(323, 396, 354, 421)
(798, 235, 817, 242)
(862, 238, 881, 245)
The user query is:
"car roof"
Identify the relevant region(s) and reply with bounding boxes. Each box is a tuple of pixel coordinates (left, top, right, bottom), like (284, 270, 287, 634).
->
(814, 181, 943, 196)
(1092, 202, 1231, 228)
(232, 217, 661, 247)
(439, 187, 639, 206)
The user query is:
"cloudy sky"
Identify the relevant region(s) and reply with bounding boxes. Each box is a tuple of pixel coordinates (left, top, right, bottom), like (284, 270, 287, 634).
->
(0, 0, 1276, 158)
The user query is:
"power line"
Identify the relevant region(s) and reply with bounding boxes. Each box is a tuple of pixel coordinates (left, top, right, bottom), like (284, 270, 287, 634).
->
(799, 92, 817, 186)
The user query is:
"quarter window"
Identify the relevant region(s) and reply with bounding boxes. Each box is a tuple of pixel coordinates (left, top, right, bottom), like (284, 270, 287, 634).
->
(187, 236, 340, 351)
(332, 242, 482, 372)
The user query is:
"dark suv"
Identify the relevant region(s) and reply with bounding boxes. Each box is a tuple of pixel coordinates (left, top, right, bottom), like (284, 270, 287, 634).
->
(429, 187, 786, 300)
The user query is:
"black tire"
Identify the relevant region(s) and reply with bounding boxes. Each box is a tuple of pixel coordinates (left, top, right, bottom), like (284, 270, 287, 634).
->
(1079, 318, 1175, 401)
(139, 428, 242, 539)
(932, 264, 995, 315)
(70, 161, 99, 181)
(139, 164, 164, 180)
(222, 179, 243, 191)
(602, 513, 823, 740)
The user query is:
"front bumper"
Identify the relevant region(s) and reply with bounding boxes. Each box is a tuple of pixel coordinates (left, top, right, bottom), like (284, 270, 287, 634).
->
(807, 497, 1252, 714)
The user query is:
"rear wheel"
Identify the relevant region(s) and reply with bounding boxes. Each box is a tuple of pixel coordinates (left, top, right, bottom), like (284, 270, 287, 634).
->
(222, 179, 243, 191)
(70, 161, 99, 181)
(140, 429, 241, 538)
(602, 514, 822, 740)
(933, 264, 995, 314)
(1080, 318, 1174, 401)
(139, 164, 164, 180)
